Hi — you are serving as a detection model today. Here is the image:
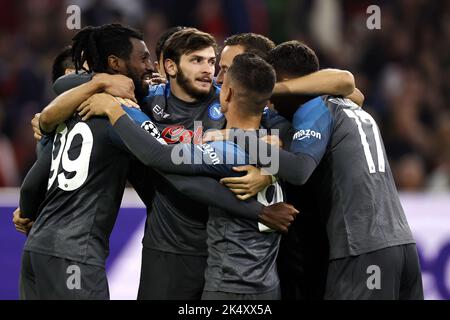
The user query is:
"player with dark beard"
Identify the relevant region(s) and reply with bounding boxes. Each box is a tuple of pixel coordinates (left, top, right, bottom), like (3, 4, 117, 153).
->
(73, 53, 292, 300)
(39, 27, 364, 299)
(16, 25, 296, 300)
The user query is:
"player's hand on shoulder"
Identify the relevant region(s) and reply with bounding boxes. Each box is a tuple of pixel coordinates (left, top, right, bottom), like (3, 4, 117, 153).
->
(115, 97, 140, 109)
(77, 93, 121, 121)
(12, 208, 34, 235)
(148, 72, 167, 86)
(31, 113, 42, 141)
(258, 203, 299, 234)
(345, 88, 365, 107)
(93, 73, 136, 102)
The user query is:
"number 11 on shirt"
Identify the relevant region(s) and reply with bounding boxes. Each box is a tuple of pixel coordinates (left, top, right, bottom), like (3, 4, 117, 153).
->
(343, 109, 385, 174)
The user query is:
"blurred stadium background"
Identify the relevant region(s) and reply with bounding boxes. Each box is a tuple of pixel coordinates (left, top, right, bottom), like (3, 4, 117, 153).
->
(0, 0, 449, 300)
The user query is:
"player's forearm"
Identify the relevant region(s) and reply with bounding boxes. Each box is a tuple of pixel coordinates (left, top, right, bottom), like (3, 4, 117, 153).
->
(275, 148, 318, 185)
(272, 69, 355, 97)
(162, 174, 261, 221)
(40, 79, 104, 133)
(104, 104, 127, 125)
(20, 142, 52, 219)
(231, 131, 318, 185)
(20, 172, 44, 220)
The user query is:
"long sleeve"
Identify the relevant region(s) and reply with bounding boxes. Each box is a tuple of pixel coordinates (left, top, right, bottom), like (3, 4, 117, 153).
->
(20, 141, 53, 219)
(53, 72, 93, 95)
(161, 173, 261, 221)
(114, 114, 246, 178)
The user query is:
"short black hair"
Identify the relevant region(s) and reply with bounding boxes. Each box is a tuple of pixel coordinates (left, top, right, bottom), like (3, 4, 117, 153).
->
(227, 53, 276, 115)
(163, 28, 217, 65)
(155, 26, 187, 61)
(52, 46, 74, 82)
(267, 40, 319, 78)
(224, 33, 275, 61)
(71, 23, 143, 73)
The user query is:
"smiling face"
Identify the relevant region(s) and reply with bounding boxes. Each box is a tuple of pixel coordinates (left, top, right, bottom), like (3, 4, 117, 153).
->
(216, 44, 245, 85)
(168, 46, 216, 101)
(123, 38, 154, 101)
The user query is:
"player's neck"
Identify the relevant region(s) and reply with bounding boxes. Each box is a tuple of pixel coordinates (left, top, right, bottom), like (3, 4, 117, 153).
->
(225, 109, 261, 130)
(170, 80, 198, 103)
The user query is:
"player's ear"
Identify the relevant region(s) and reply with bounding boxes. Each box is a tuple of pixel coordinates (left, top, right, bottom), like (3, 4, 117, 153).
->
(220, 99, 228, 113)
(225, 87, 233, 104)
(164, 59, 177, 78)
(107, 55, 125, 73)
(154, 61, 164, 77)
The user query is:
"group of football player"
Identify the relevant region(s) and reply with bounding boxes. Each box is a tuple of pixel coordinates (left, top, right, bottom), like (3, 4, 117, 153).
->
(13, 23, 423, 300)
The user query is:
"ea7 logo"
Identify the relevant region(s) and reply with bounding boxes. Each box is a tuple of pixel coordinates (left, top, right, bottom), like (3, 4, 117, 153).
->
(293, 129, 322, 141)
(366, 265, 381, 290)
(153, 105, 170, 119)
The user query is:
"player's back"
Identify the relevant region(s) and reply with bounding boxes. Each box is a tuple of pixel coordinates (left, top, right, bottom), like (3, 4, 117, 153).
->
(25, 115, 131, 267)
(303, 96, 415, 260)
(198, 139, 283, 294)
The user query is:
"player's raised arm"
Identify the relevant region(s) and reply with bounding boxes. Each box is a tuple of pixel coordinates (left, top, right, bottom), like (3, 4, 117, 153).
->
(39, 73, 135, 134)
(228, 99, 332, 186)
(272, 68, 355, 98)
(77, 93, 204, 176)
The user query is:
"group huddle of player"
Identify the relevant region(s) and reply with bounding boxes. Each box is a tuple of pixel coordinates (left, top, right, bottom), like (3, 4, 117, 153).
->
(13, 23, 423, 300)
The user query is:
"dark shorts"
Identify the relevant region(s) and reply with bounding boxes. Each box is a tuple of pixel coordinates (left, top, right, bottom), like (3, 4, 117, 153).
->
(325, 244, 423, 300)
(137, 247, 207, 300)
(277, 212, 329, 300)
(201, 286, 281, 300)
(20, 251, 109, 300)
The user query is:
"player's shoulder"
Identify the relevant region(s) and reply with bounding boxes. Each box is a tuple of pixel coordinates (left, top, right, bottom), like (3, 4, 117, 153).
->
(323, 95, 360, 110)
(122, 104, 150, 123)
(262, 106, 277, 119)
(203, 83, 221, 105)
(121, 106, 166, 144)
(144, 83, 170, 102)
(261, 106, 290, 128)
(198, 85, 223, 122)
(293, 96, 332, 122)
(64, 114, 103, 130)
(56, 115, 113, 148)
(207, 140, 248, 163)
(212, 82, 221, 95)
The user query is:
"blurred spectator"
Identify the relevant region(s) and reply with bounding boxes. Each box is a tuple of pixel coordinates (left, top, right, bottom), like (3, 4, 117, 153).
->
(427, 150, 450, 192)
(427, 113, 450, 192)
(394, 154, 426, 191)
(142, 11, 169, 63)
(0, 0, 447, 192)
(0, 104, 20, 187)
(196, 0, 228, 43)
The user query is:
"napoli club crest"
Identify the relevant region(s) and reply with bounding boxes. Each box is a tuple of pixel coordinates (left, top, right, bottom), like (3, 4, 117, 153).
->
(208, 102, 224, 121)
